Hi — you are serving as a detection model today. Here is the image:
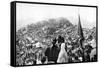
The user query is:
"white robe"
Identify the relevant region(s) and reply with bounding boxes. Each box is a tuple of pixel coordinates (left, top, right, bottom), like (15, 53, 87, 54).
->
(57, 43, 69, 63)
(36, 59, 42, 64)
(90, 48, 96, 60)
(35, 42, 42, 48)
(89, 39, 96, 48)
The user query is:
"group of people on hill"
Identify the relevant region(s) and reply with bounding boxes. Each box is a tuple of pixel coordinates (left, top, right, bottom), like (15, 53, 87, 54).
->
(16, 34, 97, 65)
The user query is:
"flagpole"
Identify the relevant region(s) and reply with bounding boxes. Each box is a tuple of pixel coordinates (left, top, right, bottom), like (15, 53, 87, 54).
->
(77, 8, 85, 62)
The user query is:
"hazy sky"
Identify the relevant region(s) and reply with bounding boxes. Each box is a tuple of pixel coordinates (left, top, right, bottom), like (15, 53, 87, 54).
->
(16, 3, 96, 30)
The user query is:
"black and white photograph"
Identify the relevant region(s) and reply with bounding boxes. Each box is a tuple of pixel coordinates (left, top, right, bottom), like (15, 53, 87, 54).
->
(12, 1, 97, 66)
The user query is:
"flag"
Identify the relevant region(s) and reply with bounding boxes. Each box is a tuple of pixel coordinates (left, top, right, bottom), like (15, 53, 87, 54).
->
(77, 15, 85, 61)
(77, 15, 84, 40)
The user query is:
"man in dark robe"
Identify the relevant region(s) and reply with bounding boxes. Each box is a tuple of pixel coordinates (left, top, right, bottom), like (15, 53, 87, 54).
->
(45, 38, 60, 63)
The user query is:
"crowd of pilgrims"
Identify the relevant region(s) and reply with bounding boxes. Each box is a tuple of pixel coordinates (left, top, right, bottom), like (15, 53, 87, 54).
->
(16, 34, 97, 65)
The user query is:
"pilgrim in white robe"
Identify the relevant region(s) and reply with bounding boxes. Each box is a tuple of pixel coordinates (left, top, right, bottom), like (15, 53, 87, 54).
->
(57, 43, 69, 63)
